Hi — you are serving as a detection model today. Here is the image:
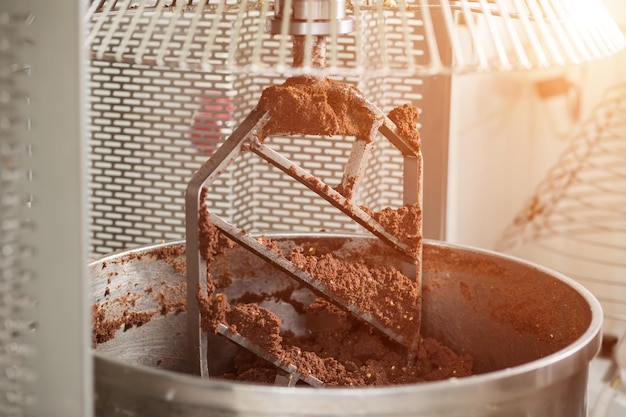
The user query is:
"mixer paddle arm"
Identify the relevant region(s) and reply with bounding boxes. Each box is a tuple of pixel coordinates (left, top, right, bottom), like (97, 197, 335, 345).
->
(185, 78, 423, 384)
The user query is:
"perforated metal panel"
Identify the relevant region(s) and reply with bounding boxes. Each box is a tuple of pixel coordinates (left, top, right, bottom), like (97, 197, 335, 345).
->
(0, 10, 36, 416)
(86, 7, 431, 255)
(1, 2, 91, 417)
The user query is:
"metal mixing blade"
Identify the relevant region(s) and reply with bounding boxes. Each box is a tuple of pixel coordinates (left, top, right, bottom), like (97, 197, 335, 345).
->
(185, 80, 422, 385)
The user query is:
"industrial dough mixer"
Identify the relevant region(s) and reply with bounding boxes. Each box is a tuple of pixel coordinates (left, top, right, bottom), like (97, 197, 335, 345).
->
(3, 0, 626, 416)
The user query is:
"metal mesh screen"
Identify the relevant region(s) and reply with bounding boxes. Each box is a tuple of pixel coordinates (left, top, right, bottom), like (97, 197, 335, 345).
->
(87, 8, 427, 256)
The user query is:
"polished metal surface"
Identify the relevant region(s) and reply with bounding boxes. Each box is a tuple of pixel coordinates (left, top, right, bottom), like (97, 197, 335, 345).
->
(268, 0, 353, 36)
(91, 236, 602, 416)
(278, 0, 348, 21)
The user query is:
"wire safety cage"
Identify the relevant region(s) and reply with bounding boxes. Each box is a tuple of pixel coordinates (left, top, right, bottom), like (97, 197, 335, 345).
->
(85, 0, 626, 76)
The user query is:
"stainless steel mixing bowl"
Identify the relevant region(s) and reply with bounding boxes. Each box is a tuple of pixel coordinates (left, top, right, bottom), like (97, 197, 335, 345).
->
(90, 236, 602, 416)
